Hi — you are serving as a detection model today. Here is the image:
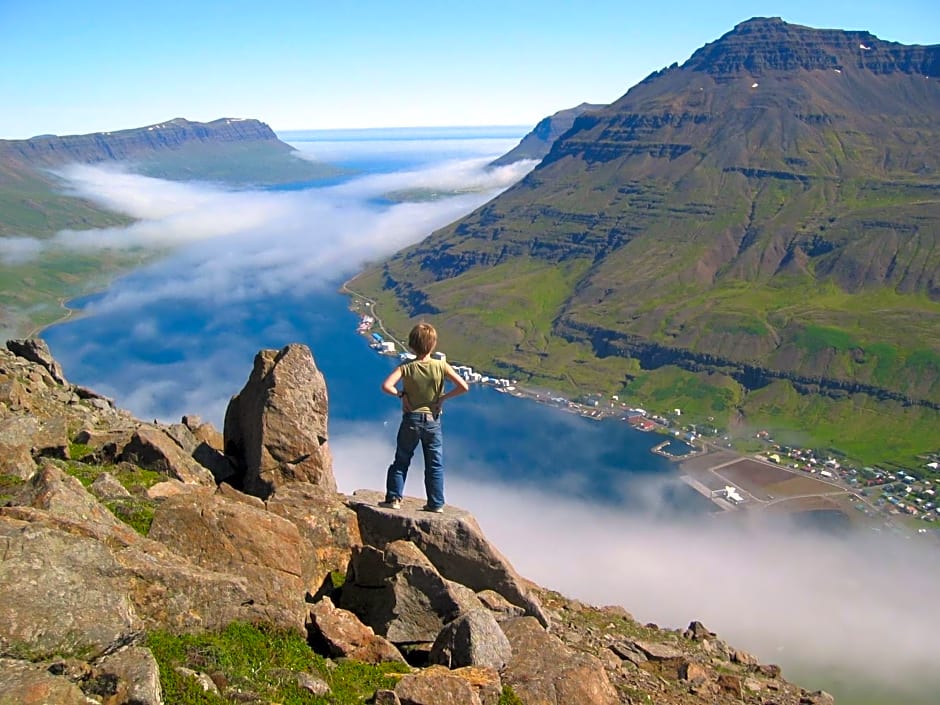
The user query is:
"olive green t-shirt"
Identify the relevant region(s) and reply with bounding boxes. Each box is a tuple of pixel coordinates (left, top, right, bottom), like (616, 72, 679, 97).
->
(400, 358, 445, 413)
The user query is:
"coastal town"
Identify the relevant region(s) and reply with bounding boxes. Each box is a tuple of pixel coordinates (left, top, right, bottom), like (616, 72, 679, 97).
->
(353, 303, 940, 539)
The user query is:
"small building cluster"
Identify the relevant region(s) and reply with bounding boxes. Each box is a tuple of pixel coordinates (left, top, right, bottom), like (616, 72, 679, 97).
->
(755, 436, 940, 528)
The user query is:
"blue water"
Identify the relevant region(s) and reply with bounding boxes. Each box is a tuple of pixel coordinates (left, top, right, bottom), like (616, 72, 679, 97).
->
(42, 127, 712, 517)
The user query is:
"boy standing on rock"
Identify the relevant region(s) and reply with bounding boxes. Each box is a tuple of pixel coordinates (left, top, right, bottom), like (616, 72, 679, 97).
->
(380, 322, 469, 513)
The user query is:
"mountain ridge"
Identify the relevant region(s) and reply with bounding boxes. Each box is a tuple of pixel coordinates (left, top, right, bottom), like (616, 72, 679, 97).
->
(0, 117, 286, 169)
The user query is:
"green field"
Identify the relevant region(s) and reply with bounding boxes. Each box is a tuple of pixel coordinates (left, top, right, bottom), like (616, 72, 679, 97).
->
(349, 269, 940, 473)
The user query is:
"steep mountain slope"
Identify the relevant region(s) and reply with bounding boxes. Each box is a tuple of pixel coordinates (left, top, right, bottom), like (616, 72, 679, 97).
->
(490, 102, 606, 165)
(350, 17, 940, 462)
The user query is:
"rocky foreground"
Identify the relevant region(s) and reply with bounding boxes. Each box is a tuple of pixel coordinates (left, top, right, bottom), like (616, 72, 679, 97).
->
(0, 339, 833, 704)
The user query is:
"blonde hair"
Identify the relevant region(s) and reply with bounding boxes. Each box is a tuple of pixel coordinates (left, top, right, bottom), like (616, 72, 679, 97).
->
(408, 322, 437, 356)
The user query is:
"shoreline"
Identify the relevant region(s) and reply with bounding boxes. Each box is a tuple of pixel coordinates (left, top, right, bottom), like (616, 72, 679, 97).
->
(340, 283, 931, 532)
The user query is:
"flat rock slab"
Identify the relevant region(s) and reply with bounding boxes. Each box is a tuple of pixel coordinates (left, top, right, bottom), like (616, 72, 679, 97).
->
(348, 489, 549, 627)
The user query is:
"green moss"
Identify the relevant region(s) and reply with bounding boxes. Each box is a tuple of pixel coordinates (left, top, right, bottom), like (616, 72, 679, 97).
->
(329, 570, 347, 589)
(0, 473, 26, 504)
(499, 684, 525, 705)
(68, 442, 94, 461)
(63, 458, 163, 492)
(105, 498, 155, 535)
(60, 459, 162, 534)
(146, 622, 409, 705)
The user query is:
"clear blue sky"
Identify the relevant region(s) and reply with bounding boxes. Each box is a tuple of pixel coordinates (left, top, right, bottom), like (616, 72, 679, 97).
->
(1, 0, 937, 139)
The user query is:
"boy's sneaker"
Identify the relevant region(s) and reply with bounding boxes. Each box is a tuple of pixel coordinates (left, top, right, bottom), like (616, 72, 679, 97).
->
(379, 499, 401, 510)
(422, 504, 444, 513)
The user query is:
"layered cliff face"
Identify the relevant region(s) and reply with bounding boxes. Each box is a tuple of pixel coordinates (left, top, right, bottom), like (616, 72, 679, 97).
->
(351, 17, 940, 448)
(0, 117, 287, 169)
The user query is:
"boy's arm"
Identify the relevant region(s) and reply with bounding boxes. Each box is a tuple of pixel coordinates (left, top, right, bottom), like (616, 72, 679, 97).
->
(382, 366, 412, 411)
(439, 363, 470, 404)
(381, 366, 403, 397)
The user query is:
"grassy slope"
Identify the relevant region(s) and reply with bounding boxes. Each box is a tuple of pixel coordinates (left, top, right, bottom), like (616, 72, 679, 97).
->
(349, 253, 940, 469)
(347, 80, 940, 469)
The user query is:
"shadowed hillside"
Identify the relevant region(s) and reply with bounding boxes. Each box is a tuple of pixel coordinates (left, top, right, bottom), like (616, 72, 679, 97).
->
(349, 17, 940, 465)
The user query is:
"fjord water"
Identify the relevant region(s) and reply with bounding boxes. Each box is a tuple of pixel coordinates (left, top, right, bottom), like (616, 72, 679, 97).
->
(44, 127, 705, 514)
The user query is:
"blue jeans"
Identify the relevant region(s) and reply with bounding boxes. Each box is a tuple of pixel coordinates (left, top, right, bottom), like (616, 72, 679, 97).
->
(385, 412, 444, 508)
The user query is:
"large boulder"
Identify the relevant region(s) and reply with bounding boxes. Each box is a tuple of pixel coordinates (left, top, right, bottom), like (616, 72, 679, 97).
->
(2, 471, 302, 639)
(6, 338, 67, 385)
(95, 646, 164, 705)
(266, 481, 361, 594)
(340, 540, 485, 644)
(147, 487, 308, 630)
(0, 415, 69, 462)
(348, 490, 549, 627)
(224, 344, 335, 498)
(307, 596, 406, 664)
(120, 425, 216, 486)
(393, 665, 501, 705)
(500, 616, 619, 705)
(0, 659, 93, 705)
(0, 515, 144, 661)
(429, 608, 512, 670)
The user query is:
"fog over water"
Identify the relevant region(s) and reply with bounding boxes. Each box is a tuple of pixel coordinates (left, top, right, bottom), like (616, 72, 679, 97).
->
(39, 130, 940, 704)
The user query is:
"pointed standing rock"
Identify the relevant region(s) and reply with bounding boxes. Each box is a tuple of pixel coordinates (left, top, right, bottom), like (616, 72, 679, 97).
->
(224, 344, 335, 498)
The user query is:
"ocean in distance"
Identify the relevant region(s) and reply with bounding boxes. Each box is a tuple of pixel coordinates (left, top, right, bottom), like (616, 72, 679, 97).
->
(41, 127, 940, 704)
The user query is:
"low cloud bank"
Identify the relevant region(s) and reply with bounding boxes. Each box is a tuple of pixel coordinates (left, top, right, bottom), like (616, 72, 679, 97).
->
(5, 156, 534, 270)
(333, 423, 940, 702)
(39, 148, 532, 424)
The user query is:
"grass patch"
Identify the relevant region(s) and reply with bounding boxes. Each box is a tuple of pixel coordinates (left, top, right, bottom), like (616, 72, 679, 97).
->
(146, 621, 409, 704)
(499, 685, 524, 704)
(794, 324, 858, 354)
(62, 458, 163, 534)
(63, 454, 164, 491)
(104, 498, 156, 535)
(0, 473, 26, 504)
(624, 367, 742, 420)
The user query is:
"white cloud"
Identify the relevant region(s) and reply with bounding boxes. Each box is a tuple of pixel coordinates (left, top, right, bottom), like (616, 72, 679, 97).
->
(38, 155, 535, 315)
(0, 235, 44, 264)
(39, 149, 534, 424)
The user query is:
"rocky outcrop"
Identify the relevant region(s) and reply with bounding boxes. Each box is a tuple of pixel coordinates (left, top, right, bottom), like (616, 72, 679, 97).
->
(224, 343, 335, 498)
(0, 340, 823, 704)
(501, 616, 619, 705)
(348, 489, 549, 627)
(6, 338, 67, 385)
(266, 481, 361, 595)
(683, 17, 940, 77)
(146, 487, 309, 630)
